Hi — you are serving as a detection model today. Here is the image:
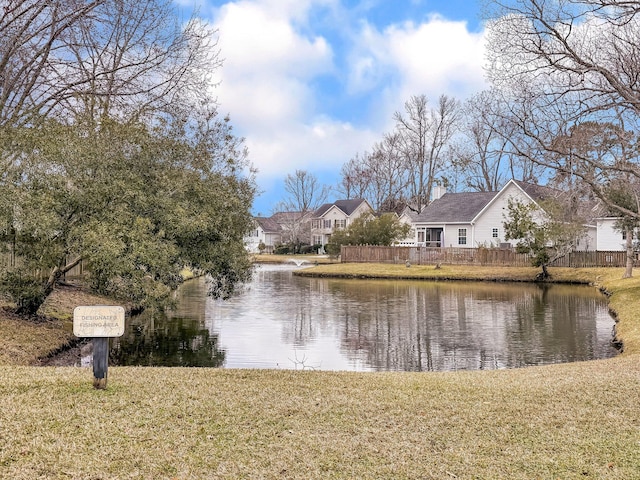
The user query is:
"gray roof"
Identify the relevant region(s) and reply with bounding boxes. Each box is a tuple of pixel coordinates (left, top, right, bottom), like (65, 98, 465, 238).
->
(512, 180, 556, 203)
(514, 180, 602, 223)
(413, 191, 498, 223)
(270, 211, 306, 223)
(313, 198, 367, 217)
(254, 216, 282, 233)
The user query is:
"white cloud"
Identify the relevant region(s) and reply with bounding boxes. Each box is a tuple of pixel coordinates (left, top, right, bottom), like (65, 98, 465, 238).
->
(347, 14, 488, 126)
(385, 16, 488, 100)
(200, 1, 488, 210)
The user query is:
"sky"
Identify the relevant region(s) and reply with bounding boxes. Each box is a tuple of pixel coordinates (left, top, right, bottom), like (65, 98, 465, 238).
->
(175, 0, 489, 215)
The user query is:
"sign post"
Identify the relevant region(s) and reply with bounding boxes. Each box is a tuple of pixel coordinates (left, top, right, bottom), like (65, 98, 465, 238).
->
(73, 306, 125, 389)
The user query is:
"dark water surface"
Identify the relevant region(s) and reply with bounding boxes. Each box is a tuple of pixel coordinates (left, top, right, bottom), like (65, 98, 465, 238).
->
(111, 264, 618, 371)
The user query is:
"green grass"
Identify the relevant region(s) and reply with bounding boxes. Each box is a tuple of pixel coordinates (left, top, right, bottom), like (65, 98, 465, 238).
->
(1, 264, 640, 478)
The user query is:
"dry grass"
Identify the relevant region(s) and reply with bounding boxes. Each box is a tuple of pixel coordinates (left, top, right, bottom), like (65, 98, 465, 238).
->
(295, 262, 603, 283)
(0, 358, 639, 479)
(2, 264, 640, 478)
(0, 286, 117, 366)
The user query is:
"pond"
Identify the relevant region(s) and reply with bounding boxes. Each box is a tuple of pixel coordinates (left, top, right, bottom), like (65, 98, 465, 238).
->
(110, 264, 618, 371)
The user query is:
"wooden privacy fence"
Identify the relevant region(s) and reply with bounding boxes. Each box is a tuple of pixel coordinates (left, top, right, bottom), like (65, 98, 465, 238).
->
(340, 245, 637, 268)
(1, 250, 86, 278)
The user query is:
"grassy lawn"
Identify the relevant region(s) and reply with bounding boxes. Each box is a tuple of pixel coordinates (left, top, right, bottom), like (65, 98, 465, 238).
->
(1, 264, 639, 479)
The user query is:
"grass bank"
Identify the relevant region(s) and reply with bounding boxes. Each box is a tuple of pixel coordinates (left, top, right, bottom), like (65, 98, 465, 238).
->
(0, 285, 119, 366)
(1, 264, 639, 479)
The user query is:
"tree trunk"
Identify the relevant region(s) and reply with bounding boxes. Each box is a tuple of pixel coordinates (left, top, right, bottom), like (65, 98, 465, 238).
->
(15, 256, 83, 317)
(623, 227, 634, 278)
(536, 263, 550, 281)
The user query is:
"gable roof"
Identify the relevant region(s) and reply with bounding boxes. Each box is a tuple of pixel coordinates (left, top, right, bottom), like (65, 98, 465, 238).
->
(508, 179, 601, 224)
(254, 216, 282, 233)
(511, 179, 557, 203)
(313, 198, 368, 217)
(270, 211, 306, 223)
(413, 191, 498, 223)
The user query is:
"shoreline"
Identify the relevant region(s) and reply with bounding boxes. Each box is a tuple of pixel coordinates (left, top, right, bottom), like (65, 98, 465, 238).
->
(4, 262, 638, 366)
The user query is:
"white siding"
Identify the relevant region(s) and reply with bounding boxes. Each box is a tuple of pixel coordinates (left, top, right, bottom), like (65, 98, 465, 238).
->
(349, 203, 373, 225)
(576, 226, 597, 251)
(473, 182, 534, 247)
(244, 225, 265, 253)
(442, 224, 473, 248)
(597, 218, 625, 251)
(396, 213, 416, 246)
(311, 201, 374, 245)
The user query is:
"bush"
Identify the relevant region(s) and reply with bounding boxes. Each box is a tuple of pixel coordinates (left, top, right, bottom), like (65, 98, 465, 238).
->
(299, 244, 316, 254)
(274, 244, 291, 255)
(0, 271, 47, 316)
(325, 243, 341, 256)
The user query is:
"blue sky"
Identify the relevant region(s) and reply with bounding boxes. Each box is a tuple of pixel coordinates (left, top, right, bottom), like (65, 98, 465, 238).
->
(176, 0, 488, 215)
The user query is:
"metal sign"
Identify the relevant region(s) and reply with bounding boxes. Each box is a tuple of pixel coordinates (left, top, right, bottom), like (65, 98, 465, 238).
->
(73, 305, 125, 338)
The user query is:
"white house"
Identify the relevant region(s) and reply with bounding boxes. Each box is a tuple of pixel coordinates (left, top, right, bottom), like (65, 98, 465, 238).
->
(244, 216, 282, 253)
(409, 179, 597, 250)
(310, 199, 373, 246)
(596, 217, 634, 251)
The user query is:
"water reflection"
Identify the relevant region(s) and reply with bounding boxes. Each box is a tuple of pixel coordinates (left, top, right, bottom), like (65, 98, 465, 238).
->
(113, 264, 618, 371)
(111, 280, 225, 367)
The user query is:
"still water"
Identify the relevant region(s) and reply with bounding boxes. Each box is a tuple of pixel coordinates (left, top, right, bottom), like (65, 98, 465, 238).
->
(111, 264, 618, 371)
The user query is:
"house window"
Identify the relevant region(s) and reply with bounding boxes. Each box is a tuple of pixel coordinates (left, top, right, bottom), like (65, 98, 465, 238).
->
(311, 220, 321, 229)
(313, 235, 323, 245)
(334, 219, 346, 229)
(458, 228, 467, 245)
(417, 229, 425, 243)
(492, 228, 499, 238)
(323, 219, 332, 228)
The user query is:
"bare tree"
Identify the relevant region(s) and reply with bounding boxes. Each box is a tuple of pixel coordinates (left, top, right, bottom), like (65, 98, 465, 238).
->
(275, 170, 330, 249)
(453, 90, 510, 192)
(394, 94, 459, 212)
(279, 169, 330, 214)
(485, 0, 640, 220)
(337, 153, 373, 200)
(62, 0, 219, 123)
(365, 133, 410, 212)
(485, 0, 640, 272)
(486, 0, 640, 115)
(0, 0, 217, 128)
(0, 0, 104, 127)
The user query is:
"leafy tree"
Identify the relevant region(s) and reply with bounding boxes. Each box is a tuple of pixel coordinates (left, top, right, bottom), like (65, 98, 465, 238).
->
(0, 0, 255, 316)
(0, 115, 255, 315)
(503, 198, 586, 280)
(326, 214, 411, 255)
